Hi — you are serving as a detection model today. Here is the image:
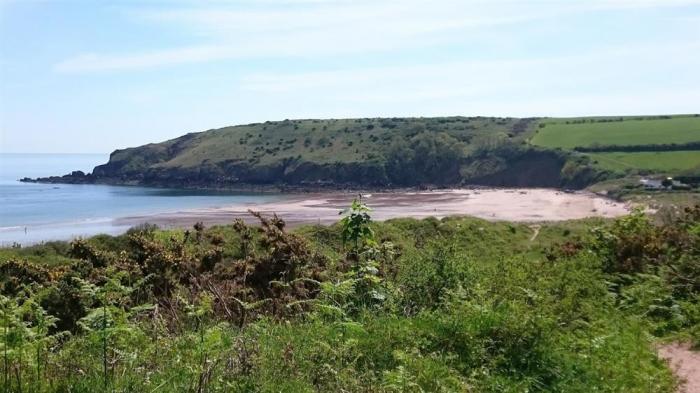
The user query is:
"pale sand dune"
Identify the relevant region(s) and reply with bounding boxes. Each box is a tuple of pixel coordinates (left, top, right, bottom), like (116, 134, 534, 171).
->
(115, 188, 631, 229)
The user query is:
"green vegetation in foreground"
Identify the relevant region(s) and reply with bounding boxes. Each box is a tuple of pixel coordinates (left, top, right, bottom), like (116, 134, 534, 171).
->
(587, 150, 700, 172)
(1, 202, 699, 392)
(531, 115, 700, 149)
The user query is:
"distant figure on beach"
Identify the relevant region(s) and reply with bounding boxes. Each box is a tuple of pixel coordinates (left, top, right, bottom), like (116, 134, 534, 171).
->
(24, 227, 27, 235)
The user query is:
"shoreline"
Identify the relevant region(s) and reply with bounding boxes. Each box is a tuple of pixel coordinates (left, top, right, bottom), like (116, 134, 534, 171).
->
(2, 187, 630, 246)
(19, 176, 533, 196)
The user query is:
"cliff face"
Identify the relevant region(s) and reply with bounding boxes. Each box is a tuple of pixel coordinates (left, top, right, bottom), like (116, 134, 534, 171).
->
(22, 117, 609, 190)
(24, 150, 601, 190)
(467, 151, 565, 188)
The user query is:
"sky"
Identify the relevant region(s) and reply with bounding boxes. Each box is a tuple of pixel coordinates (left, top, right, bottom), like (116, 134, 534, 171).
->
(0, 0, 699, 153)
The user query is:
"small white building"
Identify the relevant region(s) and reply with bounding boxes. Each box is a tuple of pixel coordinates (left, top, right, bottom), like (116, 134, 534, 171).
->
(640, 177, 690, 190)
(640, 178, 664, 190)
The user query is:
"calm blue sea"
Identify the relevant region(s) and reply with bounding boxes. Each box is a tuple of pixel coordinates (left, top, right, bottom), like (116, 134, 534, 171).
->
(0, 153, 285, 245)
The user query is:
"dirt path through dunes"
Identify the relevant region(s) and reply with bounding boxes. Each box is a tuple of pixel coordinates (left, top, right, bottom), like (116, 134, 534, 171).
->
(529, 225, 541, 241)
(659, 342, 700, 393)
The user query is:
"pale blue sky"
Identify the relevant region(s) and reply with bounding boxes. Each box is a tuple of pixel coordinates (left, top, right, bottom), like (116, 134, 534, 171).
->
(1, 0, 699, 153)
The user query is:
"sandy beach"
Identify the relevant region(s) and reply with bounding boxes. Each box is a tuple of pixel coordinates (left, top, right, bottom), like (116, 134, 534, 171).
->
(114, 188, 631, 228)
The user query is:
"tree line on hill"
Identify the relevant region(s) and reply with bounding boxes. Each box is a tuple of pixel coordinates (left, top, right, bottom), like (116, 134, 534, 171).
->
(574, 141, 700, 153)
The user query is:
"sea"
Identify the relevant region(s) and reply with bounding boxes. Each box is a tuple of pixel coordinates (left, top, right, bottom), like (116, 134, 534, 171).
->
(0, 153, 286, 246)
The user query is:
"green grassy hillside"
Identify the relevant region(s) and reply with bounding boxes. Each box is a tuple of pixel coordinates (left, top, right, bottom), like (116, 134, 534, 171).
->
(589, 150, 700, 172)
(34, 116, 608, 189)
(155, 117, 524, 168)
(532, 115, 700, 149)
(107, 117, 531, 172)
(529, 115, 700, 181)
(27, 114, 700, 190)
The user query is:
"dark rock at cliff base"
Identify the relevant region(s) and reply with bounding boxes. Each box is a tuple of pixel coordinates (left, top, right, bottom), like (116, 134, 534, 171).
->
(21, 171, 95, 185)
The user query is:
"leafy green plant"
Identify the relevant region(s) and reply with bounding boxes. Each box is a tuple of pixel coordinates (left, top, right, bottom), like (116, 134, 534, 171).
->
(339, 198, 376, 253)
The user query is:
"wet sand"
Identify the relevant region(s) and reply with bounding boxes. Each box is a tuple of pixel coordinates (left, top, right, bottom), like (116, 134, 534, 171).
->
(115, 188, 631, 228)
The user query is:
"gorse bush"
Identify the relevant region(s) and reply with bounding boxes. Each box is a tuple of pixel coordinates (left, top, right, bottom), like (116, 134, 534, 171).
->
(590, 207, 663, 274)
(0, 203, 698, 391)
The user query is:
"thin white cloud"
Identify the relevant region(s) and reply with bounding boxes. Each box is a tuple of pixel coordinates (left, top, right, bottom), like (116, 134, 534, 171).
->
(54, 1, 544, 73)
(138, 1, 531, 35)
(503, 88, 700, 118)
(585, 0, 700, 9)
(54, 0, 700, 73)
(54, 45, 234, 73)
(236, 40, 700, 115)
(241, 40, 700, 93)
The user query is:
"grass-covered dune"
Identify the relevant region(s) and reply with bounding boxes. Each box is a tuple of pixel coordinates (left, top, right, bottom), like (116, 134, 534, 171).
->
(25, 117, 607, 189)
(1, 202, 699, 391)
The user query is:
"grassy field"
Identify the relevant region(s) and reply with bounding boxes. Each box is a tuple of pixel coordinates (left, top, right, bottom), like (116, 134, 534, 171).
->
(586, 150, 700, 172)
(623, 191, 700, 209)
(531, 115, 700, 149)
